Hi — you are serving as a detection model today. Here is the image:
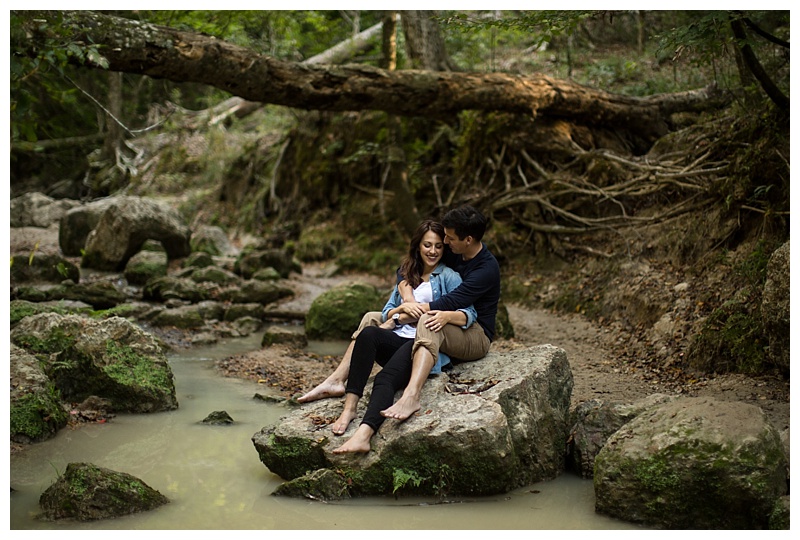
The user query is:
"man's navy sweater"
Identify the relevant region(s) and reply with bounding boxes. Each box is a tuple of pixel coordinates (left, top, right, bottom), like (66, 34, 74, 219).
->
(432, 244, 501, 341)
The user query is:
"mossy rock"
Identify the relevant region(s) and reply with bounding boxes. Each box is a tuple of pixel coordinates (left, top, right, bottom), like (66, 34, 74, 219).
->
(11, 313, 178, 413)
(252, 267, 282, 281)
(124, 250, 168, 286)
(10, 343, 69, 443)
(262, 325, 308, 348)
(10, 253, 81, 284)
(190, 265, 240, 286)
(142, 276, 207, 303)
(305, 282, 385, 340)
(182, 251, 215, 269)
(46, 281, 128, 310)
(39, 462, 169, 521)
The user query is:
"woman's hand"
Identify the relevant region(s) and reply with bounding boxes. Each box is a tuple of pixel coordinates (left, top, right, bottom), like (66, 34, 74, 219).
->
(399, 302, 428, 320)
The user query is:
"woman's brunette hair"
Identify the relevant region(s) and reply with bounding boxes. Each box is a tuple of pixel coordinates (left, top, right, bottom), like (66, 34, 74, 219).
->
(398, 219, 445, 289)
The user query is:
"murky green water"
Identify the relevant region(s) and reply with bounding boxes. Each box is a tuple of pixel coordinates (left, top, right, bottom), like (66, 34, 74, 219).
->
(9, 334, 643, 530)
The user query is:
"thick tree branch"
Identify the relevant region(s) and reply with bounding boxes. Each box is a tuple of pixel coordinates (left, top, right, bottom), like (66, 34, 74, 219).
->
(17, 10, 730, 148)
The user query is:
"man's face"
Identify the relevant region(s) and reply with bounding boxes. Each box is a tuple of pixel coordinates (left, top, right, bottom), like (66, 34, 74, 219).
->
(444, 227, 469, 254)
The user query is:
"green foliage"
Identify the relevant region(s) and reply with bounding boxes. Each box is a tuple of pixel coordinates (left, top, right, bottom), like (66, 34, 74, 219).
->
(392, 468, 424, 494)
(688, 240, 778, 374)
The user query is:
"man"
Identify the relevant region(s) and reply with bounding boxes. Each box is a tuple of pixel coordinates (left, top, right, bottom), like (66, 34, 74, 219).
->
(298, 205, 501, 420)
(381, 204, 500, 420)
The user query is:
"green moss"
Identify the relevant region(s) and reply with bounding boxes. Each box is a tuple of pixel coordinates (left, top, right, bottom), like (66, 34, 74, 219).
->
(89, 303, 140, 319)
(12, 327, 77, 356)
(10, 388, 69, 441)
(102, 340, 171, 391)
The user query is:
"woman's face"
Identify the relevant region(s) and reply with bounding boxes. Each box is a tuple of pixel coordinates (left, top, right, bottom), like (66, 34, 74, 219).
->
(419, 230, 444, 271)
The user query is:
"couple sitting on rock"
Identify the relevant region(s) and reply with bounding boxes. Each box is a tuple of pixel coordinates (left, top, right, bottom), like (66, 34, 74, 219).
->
(298, 205, 501, 453)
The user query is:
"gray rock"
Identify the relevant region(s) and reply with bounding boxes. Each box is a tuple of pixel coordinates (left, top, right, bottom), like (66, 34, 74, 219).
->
(44, 280, 128, 310)
(191, 225, 238, 257)
(150, 301, 225, 329)
(224, 303, 264, 322)
(10, 192, 80, 228)
(182, 251, 215, 269)
(253, 345, 573, 498)
(761, 240, 789, 374)
(143, 275, 207, 303)
(11, 313, 178, 413)
(201, 410, 235, 425)
(190, 265, 240, 286)
(235, 248, 300, 279)
(58, 197, 119, 256)
(568, 394, 676, 478)
(81, 196, 191, 271)
(10, 253, 80, 284)
(261, 325, 308, 348)
(594, 396, 788, 529)
(222, 279, 294, 305)
(10, 344, 69, 442)
(39, 462, 169, 521)
(124, 250, 168, 285)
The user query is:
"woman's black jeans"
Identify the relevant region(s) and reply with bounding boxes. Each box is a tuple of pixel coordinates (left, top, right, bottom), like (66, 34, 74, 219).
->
(345, 326, 416, 431)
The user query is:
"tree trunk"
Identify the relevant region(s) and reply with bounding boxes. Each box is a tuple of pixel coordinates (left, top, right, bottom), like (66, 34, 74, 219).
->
(18, 11, 729, 150)
(400, 10, 456, 71)
(729, 16, 789, 111)
(381, 11, 398, 70)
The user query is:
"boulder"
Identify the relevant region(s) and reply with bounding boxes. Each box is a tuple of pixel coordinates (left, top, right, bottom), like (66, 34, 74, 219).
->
(594, 396, 788, 529)
(143, 275, 207, 303)
(261, 325, 308, 348)
(44, 280, 128, 310)
(761, 240, 789, 374)
(182, 251, 215, 269)
(124, 250, 168, 285)
(224, 303, 264, 322)
(81, 196, 191, 271)
(567, 394, 676, 478)
(190, 225, 238, 256)
(190, 265, 241, 286)
(10, 192, 80, 228)
(252, 344, 573, 498)
(58, 197, 119, 256)
(150, 300, 226, 329)
(10, 299, 90, 327)
(10, 344, 69, 443)
(10, 313, 178, 413)
(39, 462, 169, 521)
(222, 279, 294, 305)
(235, 248, 300, 279)
(304, 282, 386, 340)
(10, 253, 80, 284)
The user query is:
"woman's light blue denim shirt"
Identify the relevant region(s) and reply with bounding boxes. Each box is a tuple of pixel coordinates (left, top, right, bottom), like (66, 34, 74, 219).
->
(381, 263, 478, 374)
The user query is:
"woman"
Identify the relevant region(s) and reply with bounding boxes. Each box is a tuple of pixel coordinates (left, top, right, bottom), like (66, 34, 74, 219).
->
(330, 219, 476, 454)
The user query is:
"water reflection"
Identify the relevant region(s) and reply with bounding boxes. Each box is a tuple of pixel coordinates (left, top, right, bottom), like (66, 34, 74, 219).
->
(9, 334, 643, 530)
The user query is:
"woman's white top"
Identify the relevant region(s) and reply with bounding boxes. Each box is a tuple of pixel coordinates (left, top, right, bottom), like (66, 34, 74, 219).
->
(394, 281, 433, 339)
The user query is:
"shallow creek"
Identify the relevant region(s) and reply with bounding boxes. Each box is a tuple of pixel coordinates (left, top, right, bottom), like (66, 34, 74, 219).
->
(10, 334, 643, 530)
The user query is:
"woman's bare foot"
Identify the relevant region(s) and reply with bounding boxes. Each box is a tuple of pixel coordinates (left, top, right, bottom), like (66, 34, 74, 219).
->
(297, 379, 346, 403)
(380, 395, 421, 421)
(331, 408, 358, 435)
(332, 425, 375, 454)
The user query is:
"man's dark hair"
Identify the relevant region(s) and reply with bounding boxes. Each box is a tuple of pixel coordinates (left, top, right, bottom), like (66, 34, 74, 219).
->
(442, 205, 487, 241)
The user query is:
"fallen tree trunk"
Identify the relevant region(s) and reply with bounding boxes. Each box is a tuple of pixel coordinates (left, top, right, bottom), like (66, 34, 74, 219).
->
(18, 10, 729, 150)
